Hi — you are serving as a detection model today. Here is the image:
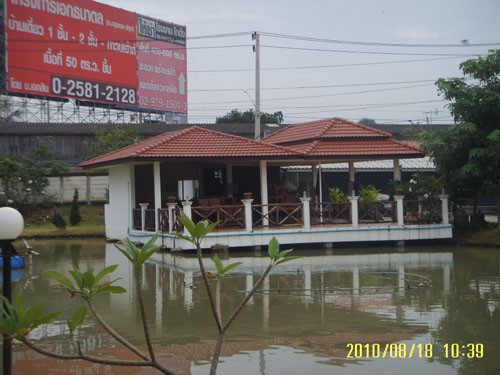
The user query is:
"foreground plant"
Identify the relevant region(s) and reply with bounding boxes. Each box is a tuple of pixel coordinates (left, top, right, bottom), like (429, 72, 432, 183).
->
(0, 217, 298, 374)
(177, 212, 299, 375)
(0, 235, 176, 374)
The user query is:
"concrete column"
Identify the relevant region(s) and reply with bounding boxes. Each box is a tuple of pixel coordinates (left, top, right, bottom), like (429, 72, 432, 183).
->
(348, 161, 355, 196)
(153, 162, 162, 232)
(394, 195, 404, 225)
(226, 163, 233, 199)
(300, 196, 311, 230)
(259, 160, 269, 226)
(167, 202, 177, 233)
(349, 195, 359, 228)
(393, 158, 401, 181)
(242, 198, 254, 232)
(139, 202, 149, 231)
(439, 194, 449, 224)
(182, 200, 193, 235)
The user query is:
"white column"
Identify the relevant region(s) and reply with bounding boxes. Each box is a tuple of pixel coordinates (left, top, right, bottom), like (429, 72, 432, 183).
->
(439, 194, 449, 224)
(394, 195, 404, 225)
(393, 158, 401, 181)
(300, 196, 311, 230)
(226, 163, 233, 199)
(259, 160, 269, 226)
(153, 162, 162, 232)
(348, 161, 355, 196)
(349, 195, 359, 228)
(139, 202, 149, 231)
(242, 199, 254, 232)
(182, 200, 193, 235)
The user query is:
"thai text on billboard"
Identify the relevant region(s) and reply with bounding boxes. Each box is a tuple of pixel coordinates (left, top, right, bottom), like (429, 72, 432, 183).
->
(4, 0, 187, 114)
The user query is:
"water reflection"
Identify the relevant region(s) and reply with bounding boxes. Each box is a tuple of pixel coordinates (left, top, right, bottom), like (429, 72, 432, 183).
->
(5, 239, 500, 375)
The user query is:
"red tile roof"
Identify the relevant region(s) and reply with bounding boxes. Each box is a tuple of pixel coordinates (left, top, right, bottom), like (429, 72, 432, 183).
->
(262, 118, 422, 159)
(262, 118, 391, 145)
(80, 126, 301, 168)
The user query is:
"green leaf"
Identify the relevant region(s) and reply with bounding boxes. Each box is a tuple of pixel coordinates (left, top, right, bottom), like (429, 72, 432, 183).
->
(274, 256, 302, 266)
(94, 264, 119, 285)
(104, 286, 127, 294)
(222, 262, 242, 275)
(268, 237, 280, 259)
(212, 254, 224, 274)
(43, 270, 75, 290)
(68, 306, 87, 333)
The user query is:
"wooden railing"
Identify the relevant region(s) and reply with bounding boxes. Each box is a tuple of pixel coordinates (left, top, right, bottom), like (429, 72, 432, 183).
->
(132, 208, 156, 231)
(403, 199, 442, 224)
(191, 204, 245, 229)
(252, 203, 302, 227)
(131, 195, 447, 233)
(311, 202, 351, 224)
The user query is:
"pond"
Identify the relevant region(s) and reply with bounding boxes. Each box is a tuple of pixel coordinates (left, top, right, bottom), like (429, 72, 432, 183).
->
(3, 239, 500, 375)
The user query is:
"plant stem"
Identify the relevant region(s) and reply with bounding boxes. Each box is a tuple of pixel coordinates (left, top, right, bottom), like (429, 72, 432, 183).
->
(195, 244, 223, 331)
(135, 266, 156, 362)
(209, 333, 225, 375)
(87, 299, 150, 361)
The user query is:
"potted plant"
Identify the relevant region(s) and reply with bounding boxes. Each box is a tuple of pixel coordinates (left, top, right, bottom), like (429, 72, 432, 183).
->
(359, 184, 381, 221)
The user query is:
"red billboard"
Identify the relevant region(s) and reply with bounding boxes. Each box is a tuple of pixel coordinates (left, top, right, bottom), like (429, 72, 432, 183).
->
(4, 0, 187, 115)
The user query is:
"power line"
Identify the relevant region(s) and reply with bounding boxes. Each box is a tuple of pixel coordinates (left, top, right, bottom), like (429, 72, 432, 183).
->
(190, 79, 438, 92)
(261, 44, 484, 57)
(259, 31, 500, 48)
(188, 56, 469, 73)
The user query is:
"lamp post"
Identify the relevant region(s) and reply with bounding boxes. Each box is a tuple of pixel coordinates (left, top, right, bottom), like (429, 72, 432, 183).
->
(0, 207, 24, 375)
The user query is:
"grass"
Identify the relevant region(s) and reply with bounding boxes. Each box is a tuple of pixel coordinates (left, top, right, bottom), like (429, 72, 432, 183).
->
(21, 204, 105, 238)
(453, 226, 500, 248)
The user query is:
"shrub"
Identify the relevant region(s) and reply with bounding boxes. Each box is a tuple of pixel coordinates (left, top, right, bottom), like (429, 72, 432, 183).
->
(328, 186, 348, 202)
(52, 209, 67, 229)
(69, 189, 82, 226)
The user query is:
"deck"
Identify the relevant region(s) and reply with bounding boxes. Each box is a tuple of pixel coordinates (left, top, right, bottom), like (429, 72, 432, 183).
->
(125, 195, 452, 250)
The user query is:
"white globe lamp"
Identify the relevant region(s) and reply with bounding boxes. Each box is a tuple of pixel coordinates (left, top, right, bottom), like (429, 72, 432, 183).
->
(0, 207, 24, 240)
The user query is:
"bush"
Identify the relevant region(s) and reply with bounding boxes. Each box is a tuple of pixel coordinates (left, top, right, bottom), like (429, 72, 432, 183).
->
(359, 185, 380, 202)
(328, 186, 348, 202)
(69, 189, 82, 226)
(52, 209, 67, 229)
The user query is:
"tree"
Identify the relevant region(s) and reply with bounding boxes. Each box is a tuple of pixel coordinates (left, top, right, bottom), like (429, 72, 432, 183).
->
(421, 50, 500, 223)
(69, 189, 82, 226)
(85, 124, 140, 159)
(0, 140, 68, 214)
(216, 108, 284, 124)
(358, 118, 377, 126)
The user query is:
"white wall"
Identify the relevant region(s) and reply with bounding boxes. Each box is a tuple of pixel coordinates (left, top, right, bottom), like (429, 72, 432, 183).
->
(105, 165, 133, 240)
(45, 175, 109, 203)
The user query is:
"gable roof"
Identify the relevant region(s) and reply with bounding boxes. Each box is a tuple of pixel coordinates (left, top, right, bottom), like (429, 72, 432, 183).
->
(80, 126, 301, 169)
(262, 118, 423, 159)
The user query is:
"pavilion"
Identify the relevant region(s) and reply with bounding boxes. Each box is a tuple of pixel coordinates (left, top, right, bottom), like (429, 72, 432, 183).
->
(80, 118, 452, 250)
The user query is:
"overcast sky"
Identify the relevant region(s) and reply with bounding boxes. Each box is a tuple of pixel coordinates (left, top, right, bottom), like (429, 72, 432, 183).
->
(100, 0, 499, 124)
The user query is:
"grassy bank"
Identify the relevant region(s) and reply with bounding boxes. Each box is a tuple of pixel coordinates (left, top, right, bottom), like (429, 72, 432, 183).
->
(21, 204, 105, 238)
(453, 226, 500, 248)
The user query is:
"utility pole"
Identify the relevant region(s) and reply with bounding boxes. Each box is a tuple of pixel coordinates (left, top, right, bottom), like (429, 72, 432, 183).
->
(252, 32, 261, 139)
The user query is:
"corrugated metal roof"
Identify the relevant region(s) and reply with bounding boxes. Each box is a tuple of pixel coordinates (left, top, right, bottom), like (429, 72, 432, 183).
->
(284, 156, 435, 171)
